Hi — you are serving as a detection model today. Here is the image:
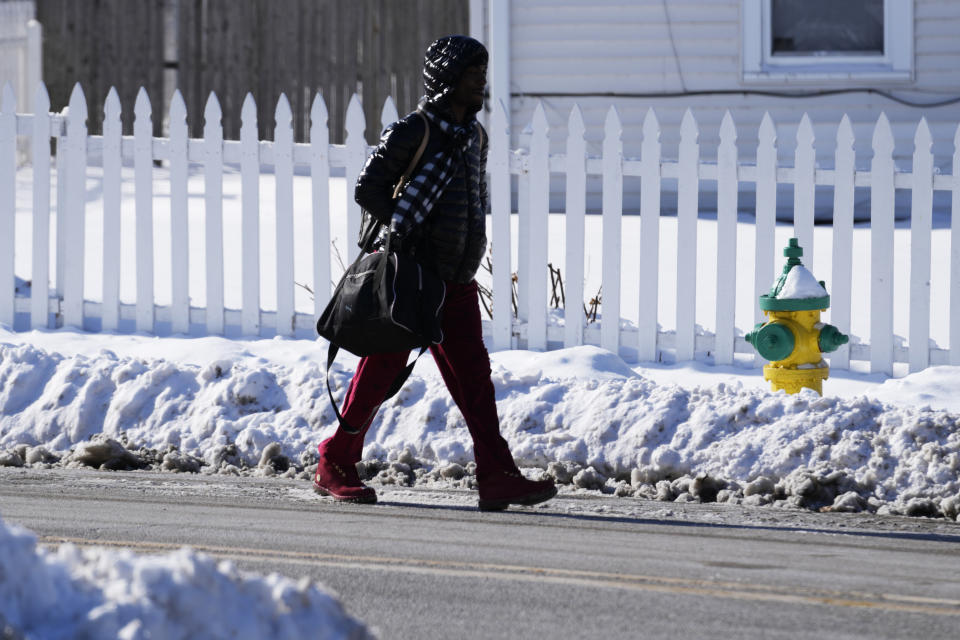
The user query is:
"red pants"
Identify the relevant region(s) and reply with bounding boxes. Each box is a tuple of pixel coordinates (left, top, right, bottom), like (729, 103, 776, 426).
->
(322, 280, 517, 478)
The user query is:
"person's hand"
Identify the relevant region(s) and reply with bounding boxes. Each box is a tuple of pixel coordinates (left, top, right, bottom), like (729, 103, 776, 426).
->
(387, 229, 407, 253)
(388, 221, 421, 255)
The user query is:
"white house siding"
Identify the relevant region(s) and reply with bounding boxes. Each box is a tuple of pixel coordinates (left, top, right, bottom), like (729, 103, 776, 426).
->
(0, 1, 37, 114)
(493, 0, 960, 215)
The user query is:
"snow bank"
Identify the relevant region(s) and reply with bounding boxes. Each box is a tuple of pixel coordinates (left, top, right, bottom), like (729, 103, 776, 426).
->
(0, 515, 373, 640)
(2, 337, 959, 517)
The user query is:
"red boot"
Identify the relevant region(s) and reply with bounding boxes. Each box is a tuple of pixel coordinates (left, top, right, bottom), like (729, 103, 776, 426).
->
(478, 470, 557, 511)
(313, 443, 377, 504)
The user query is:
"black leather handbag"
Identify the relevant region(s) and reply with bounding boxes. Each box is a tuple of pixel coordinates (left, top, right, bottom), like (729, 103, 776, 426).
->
(317, 234, 445, 358)
(316, 233, 445, 433)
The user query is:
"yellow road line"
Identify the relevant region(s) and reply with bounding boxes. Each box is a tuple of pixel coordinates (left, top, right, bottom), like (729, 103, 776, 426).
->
(40, 535, 960, 617)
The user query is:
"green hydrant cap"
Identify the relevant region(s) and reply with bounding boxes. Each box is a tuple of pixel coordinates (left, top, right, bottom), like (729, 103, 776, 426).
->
(783, 237, 804, 262)
(758, 238, 831, 311)
(747, 322, 795, 362)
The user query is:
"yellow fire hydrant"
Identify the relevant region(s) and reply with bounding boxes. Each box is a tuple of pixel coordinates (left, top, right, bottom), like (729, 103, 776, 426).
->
(745, 238, 848, 395)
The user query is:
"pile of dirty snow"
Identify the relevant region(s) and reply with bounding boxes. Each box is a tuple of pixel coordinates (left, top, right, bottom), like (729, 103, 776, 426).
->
(1, 332, 959, 519)
(0, 515, 373, 640)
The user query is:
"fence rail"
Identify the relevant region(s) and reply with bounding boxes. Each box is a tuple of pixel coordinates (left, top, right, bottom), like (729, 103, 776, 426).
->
(1, 81, 959, 377)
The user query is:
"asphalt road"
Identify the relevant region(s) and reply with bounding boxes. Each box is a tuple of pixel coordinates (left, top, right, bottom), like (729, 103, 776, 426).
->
(1, 468, 959, 639)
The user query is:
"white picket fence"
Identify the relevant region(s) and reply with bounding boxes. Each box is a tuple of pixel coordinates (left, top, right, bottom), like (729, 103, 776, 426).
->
(1, 82, 959, 376)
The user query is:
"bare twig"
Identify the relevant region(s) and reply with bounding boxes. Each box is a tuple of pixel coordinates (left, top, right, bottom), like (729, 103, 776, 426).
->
(479, 250, 597, 323)
(477, 282, 494, 319)
(547, 263, 557, 307)
(330, 238, 347, 273)
(547, 263, 567, 309)
(585, 286, 602, 323)
(478, 255, 495, 319)
(557, 268, 566, 307)
(295, 281, 315, 301)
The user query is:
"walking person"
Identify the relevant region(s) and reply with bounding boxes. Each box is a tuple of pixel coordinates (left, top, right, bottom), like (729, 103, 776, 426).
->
(314, 35, 557, 511)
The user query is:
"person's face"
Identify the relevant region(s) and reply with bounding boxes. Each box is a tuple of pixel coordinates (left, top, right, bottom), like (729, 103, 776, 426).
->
(451, 64, 487, 111)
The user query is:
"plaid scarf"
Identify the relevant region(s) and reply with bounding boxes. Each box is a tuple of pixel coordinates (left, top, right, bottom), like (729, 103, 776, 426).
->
(390, 102, 480, 237)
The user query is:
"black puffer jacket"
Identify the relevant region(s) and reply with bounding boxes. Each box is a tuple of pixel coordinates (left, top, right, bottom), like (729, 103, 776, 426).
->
(355, 36, 488, 284)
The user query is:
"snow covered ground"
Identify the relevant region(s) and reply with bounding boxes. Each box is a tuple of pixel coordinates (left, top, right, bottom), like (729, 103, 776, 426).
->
(1, 326, 958, 522)
(0, 514, 373, 639)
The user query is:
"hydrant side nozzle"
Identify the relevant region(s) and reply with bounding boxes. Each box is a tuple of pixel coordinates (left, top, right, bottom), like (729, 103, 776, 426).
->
(751, 322, 795, 362)
(819, 324, 849, 353)
(745, 323, 764, 346)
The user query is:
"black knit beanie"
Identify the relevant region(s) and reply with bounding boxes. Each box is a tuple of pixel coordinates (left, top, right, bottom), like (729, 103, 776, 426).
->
(422, 35, 488, 106)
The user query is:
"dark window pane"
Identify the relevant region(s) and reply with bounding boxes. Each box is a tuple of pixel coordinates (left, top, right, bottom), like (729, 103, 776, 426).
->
(772, 0, 884, 56)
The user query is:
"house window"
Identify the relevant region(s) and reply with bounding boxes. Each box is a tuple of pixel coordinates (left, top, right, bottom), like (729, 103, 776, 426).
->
(742, 0, 913, 83)
(771, 0, 884, 57)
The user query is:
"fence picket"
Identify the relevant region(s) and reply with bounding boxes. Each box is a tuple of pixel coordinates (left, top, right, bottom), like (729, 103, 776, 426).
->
(101, 88, 121, 332)
(204, 93, 225, 335)
(55, 110, 66, 303)
(517, 125, 531, 325)
(0, 84, 14, 327)
(100, 87, 123, 331)
(638, 108, 661, 361)
(169, 90, 190, 334)
(275, 93, 295, 337)
(564, 104, 586, 349)
(870, 113, 895, 375)
(829, 115, 855, 369)
(754, 113, 777, 367)
(380, 96, 399, 132)
(714, 111, 737, 366)
(64, 83, 88, 329)
(952, 124, 960, 366)
(311, 93, 331, 316)
(909, 119, 933, 372)
(489, 99, 512, 351)
(240, 93, 260, 336)
(675, 109, 699, 361)
(601, 106, 623, 355)
(794, 114, 815, 261)
(31, 84, 51, 329)
(132, 88, 154, 332)
(344, 95, 366, 265)
(527, 102, 549, 351)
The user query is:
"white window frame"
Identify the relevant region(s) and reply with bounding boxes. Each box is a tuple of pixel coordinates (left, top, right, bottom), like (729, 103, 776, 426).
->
(742, 0, 913, 84)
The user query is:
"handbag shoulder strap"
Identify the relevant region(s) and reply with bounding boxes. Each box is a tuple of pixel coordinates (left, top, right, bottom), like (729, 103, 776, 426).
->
(391, 111, 430, 200)
(324, 343, 428, 434)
